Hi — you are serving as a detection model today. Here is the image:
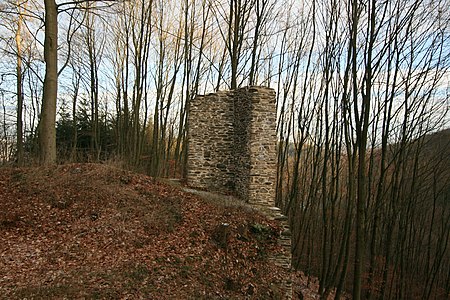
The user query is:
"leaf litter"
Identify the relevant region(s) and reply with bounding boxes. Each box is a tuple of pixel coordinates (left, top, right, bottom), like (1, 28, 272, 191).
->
(0, 163, 297, 299)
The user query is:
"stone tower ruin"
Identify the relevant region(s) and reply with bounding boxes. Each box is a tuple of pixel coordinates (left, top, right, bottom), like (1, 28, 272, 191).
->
(186, 86, 292, 299)
(186, 86, 277, 206)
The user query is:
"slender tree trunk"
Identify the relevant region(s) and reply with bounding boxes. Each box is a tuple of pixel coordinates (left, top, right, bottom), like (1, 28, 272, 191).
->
(86, 10, 100, 160)
(15, 0, 24, 166)
(229, 0, 237, 89)
(70, 68, 80, 161)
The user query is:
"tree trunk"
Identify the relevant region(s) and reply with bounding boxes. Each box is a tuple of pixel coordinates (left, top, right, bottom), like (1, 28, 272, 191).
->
(15, 0, 24, 166)
(39, 0, 58, 165)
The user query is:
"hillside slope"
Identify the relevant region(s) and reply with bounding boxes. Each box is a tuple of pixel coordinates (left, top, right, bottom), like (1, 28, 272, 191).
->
(0, 164, 290, 299)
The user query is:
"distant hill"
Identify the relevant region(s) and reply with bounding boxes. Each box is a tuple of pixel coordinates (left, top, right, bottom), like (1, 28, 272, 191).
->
(422, 127, 450, 157)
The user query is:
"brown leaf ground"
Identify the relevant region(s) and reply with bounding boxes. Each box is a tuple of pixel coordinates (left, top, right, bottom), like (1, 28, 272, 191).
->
(0, 163, 294, 299)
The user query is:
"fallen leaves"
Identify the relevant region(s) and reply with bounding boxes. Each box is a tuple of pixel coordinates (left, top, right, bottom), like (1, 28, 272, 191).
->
(0, 163, 290, 299)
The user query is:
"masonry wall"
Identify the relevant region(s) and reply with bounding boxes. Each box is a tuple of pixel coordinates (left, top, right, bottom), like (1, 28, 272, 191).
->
(186, 91, 235, 192)
(232, 88, 252, 200)
(245, 87, 277, 206)
(187, 86, 277, 204)
(187, 86, 291, 299)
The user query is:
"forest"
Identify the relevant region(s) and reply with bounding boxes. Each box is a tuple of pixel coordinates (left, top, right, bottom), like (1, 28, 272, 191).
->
(0, 0, 449, 299)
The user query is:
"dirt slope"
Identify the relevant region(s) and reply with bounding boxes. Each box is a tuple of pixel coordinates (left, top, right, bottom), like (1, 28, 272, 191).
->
(0, 163, 289, 299)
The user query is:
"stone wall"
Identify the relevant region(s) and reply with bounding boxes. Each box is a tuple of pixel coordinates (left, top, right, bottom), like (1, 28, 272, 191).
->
(187, 91, 235, 193)
(187, 86, 277, 204)
(232, 88, 252, 200)
(186, 86, 292, 299)
(245, 87, 277, 206)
